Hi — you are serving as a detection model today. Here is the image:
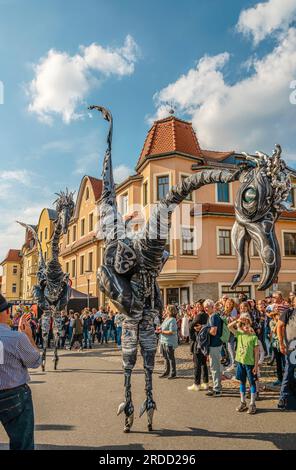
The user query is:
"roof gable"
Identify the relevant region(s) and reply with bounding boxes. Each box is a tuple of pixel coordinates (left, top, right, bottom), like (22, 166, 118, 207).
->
(136, 116, 203, 169)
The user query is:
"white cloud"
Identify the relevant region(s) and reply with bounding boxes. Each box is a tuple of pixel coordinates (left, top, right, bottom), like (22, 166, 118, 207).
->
(151, 26, 296, 162)
(237, 0, 296, 45)
(114, 164, 133, 183)
(27, 35, 140, 124)
(0, 170, 32, 186)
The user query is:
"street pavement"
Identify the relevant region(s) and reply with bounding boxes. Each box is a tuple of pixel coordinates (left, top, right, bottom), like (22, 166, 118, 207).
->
(0, 343, 295, 450)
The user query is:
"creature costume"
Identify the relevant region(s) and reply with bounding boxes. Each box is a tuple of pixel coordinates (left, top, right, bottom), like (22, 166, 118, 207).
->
(18, 189, 75, 370)
(91, 106, 242, 432)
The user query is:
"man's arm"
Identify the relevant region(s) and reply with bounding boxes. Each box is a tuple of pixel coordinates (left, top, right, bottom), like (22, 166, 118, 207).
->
(228, 319, 238, 335)
(277, 319, 287, 355)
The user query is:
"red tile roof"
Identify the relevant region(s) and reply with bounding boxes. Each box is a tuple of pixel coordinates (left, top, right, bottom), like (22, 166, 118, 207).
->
(1, 249, 22, 265)
(88, 176, 103, 201)
(136, 116, 236, 170)
(137, 116, 203, 169)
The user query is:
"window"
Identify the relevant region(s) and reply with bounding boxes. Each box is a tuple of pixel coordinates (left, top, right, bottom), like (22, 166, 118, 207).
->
(12, 283, 17, 294)
(40, 231, 43, 242)
(44, 251, 47, 261)
(217, 183, 230, 203)
(221, 285, 251, 299)
(71, 259, 76, 278)
(284, 232, 296, 256)
(66, 262, 69, 274)
(89, 213, 94, 232)
(86, 187, 90, 200)
(45, 227, 48, 240)
(287, 188, 295, 207)
(157, 175, 169, 201)
(180, 287, 190, 304)
(67, 230, 70, 245)
(88, 252, 93, 271)
(12, 265, 18, 275)
(143, 181, 148, 206)
(73, 225, 77, 242)
(81, 219, 85, 237)
(181, 175, 192, 201)
(181, 227, 195, 255)
(80, 255, 85, 275)
(167, 288, 179, 304)
(218, 229, 232, 255)
(120, 193, 128, 215)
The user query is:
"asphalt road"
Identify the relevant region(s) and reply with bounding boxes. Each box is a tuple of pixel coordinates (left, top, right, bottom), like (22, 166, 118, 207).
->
(0, 344, 295, 450)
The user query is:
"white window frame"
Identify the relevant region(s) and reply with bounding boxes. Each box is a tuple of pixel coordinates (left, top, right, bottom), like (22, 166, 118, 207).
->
(120, 192, 129, 216)
(281, 229, 296, 258)
(218, 282, 255, 300)
(71, 258, 76, 278)
(89, 212, 94, 233)
(73, 225, 77, 242)
(88, 250, 94, 272)
(153, 172, 172, 202)
(216, 226, 235, 257)
(80, 218, 85, 237)
(215, 182, 233, 205)
(142, 178, 149, 207)
(180, 225, 196, 257)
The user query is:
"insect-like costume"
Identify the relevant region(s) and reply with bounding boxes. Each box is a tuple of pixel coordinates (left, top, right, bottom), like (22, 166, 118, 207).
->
(231, 145, 293, 290)
(91, 105, 245, 432)
(17, 189, 74, 370)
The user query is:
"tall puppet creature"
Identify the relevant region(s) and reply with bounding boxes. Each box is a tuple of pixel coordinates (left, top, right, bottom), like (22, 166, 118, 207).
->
(18, 189, 75, 370)
(91, 105, 246, 432)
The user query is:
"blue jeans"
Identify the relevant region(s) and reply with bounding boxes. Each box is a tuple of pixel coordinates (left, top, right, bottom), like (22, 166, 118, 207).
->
(83, 330, 92, 348)
(280, 358, 296, 400)
(116, 326, 122, 346)
(0, 384, 34, 450)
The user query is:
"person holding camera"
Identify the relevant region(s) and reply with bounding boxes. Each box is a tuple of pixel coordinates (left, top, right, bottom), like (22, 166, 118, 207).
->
(0, 294, 41, 449)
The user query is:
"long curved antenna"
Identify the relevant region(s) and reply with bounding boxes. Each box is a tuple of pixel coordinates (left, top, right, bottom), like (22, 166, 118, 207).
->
(89, 105, 124, 244)
(16, 221, 46, 270)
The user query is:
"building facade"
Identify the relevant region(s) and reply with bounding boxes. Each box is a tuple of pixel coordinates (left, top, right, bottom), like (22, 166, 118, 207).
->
(113, 115, 296, 303)
(2, 115, 296, 305)
(59, 175, 103, 304)
(21, 226, 38, 301)
(0, 249, 22, 301)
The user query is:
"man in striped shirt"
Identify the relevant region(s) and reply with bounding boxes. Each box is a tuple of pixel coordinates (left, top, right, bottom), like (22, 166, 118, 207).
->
(0, 294, 41, 450)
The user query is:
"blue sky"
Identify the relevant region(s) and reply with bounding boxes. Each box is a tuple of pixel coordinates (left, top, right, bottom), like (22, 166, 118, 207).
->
(1, 0, 296, 260)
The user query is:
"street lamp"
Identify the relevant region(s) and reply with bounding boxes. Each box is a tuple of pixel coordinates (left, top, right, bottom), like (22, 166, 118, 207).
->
(85, 270, 92, 309)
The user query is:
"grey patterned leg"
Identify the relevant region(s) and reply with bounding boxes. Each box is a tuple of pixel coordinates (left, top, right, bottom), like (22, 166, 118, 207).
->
(117, 319, 138, 433)
(41, 311, 51, 371)
(139, 313, 157, 432)
(53, 312, 62, 370)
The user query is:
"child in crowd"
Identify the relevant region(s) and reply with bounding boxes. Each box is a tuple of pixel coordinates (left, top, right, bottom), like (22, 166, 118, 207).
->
(228, 313, 259, 414)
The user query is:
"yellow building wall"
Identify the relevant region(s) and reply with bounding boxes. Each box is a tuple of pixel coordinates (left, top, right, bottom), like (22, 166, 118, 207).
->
(1, 261, 22, 301)
(38, 209, 55, 262)
(21, 248, 38, 301)
(60, 177, 102, 301)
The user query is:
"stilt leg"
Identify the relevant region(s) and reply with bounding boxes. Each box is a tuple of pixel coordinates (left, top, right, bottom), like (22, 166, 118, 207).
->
(117, 319, 138, 433)
(139, 313, 157, 432)
(53, 312, 62, 370)
(41, 347, 46, 372)
(41, 311, 51, 372)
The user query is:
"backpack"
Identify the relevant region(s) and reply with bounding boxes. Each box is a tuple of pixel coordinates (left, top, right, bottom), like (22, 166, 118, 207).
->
(195, 325, 211, 356)
(220, 316, 230, 344)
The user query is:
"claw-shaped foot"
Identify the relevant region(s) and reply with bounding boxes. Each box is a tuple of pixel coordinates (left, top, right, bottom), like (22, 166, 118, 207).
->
(139, 397, 156, 432)
(117, 401, 134, 433)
